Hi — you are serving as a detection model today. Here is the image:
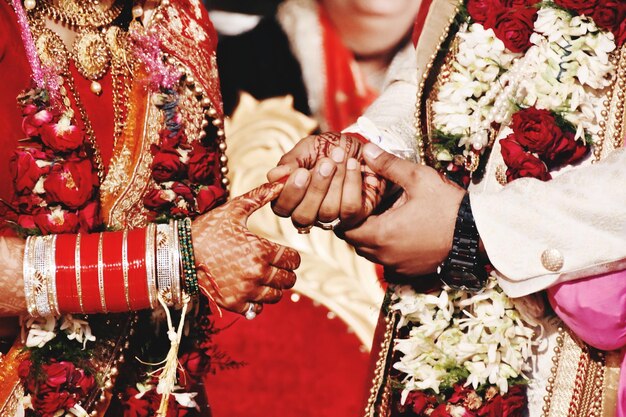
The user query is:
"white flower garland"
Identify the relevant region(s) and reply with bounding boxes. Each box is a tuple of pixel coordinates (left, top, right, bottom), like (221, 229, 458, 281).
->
(431, 3, 617, 163)
(391, 276, 536, 404)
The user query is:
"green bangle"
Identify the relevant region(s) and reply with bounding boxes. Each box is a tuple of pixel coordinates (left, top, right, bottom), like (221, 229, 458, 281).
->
(178, 218, 199, 297)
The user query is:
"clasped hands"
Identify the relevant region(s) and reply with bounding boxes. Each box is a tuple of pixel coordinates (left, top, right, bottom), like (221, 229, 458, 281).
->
(267, 132, 465, 279)
(191, 132, 465, 318)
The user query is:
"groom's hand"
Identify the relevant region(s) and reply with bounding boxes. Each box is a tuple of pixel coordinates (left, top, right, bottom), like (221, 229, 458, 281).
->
(267, 133, 386, 229)
(338, 144, 465, 277)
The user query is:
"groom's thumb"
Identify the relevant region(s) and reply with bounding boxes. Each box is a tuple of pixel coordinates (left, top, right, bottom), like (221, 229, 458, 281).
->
(362, 143, 414, 188)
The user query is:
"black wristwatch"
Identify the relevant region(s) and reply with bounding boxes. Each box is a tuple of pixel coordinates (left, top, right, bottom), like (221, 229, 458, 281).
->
(438, 193, 487, 292)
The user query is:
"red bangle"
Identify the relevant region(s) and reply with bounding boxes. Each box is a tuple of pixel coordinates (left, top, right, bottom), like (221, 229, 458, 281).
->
(127, 228, 150, 310)
(102, 231, 127, 312)
(80, 232, 103, 313)
(55, 234, 79, 313)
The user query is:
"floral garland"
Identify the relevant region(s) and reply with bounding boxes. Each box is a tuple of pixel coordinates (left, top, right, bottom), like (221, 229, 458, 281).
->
(9, 7, 229, 417)
(390, 276, 536, 417)
(430, 0, 624, 185)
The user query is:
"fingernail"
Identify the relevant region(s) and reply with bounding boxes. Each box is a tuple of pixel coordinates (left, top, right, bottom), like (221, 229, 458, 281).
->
(347, 158, 358, 170)
(331, 147, 345, 163)
(364, 143, 383, 159)
(294, 170, 309, 187)
(319, 162, 334, 177)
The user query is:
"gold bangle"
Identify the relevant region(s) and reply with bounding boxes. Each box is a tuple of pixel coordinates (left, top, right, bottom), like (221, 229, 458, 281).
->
(97, 232, 107, 313)
(170, 220, 182, 308)
(122, 229, 131, 311)
(75, 233, 85, 313)
(23, 236, 36, 316)
(156, 223, 174, 306)
(47, 235, 59, 316)
(145, 224, 158, 309)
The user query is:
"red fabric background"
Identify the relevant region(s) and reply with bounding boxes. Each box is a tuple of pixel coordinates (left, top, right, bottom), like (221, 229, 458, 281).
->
(206, 290, 371, 417)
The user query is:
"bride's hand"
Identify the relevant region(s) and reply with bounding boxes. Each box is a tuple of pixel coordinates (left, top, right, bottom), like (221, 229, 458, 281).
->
(191, 181, 301, 316)
(267, 132, 387, 230)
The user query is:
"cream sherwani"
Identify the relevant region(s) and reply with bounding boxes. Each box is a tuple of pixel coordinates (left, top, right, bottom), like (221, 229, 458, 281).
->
(346, 0, 626, 299)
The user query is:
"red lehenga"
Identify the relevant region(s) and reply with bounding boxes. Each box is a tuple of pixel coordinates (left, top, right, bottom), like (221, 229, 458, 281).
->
(0, 1, 231, 415)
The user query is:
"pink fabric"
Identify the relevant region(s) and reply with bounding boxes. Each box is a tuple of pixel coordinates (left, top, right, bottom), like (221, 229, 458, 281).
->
(548, 270, 626, 417)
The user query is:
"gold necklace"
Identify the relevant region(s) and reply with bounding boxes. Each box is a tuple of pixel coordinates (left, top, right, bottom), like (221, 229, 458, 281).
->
(28, 12, 136, 182)
(36, 0, 125, 95)
(38, 0, 123, 28)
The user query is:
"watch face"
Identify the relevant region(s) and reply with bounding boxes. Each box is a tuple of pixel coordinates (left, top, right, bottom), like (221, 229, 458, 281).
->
(442, 267, 483, 291)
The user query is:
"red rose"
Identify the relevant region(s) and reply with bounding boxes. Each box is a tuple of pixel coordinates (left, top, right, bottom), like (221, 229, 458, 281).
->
(187, 143, 218, 185)
(500, 137, 551, 181)
(34, 208, 80, 234)
(40, 117, 85, 153)
(487, 7, 537, 52)
(22, 108, 53, 137)
(543, 130, 589, 168)
(78, 201, 102, 232)
(171, 182, 195, 204)
(553, 0, 598, 16)
(44, 159, 98, 209)
(143, 188, 176, 212)
(43, 361, 75, 388)
(467, 0, 503, 24)
(158, 129, 188, 149)
(430, 404, 452, 417)
(10, 149, 47, 195)
(478, 393, 503, 417)
(510, 108, 563, 154)
(501, 0, 540, 7)
(15, 194, 46, 215)
(34, 391, 75, 417)
(196, 185, 226, 214)
(18, 359, 37, 393)
(17, 215, 37, 230)
(502, 386, 526, 417)
(592, 0, 626, 33)
(405, 391, 437, 415)
(68, 368, 96, 397)
(151, 146, 186, 183)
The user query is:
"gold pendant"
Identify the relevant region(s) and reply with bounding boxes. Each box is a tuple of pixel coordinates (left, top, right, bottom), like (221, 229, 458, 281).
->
(73, 28, 111, 82)
(35, 29, 69, 73)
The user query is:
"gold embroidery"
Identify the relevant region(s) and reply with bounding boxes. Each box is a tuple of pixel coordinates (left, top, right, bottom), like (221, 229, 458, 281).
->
(364, 303, 399, 417)
(543, 327, 611, 417)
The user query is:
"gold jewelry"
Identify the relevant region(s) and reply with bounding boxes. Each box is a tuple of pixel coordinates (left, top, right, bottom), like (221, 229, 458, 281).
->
(75, 233, 85, 313)
(296, 225, 313, 234)
(22, 236, 58, 317)
(38, 0, 123, 28)
(29, 18, 135, 182)
(97, 232, 108, 313)
(72, 28, 111, 87)
(156, 223, 174, 306)
(145, 223, 158, 309)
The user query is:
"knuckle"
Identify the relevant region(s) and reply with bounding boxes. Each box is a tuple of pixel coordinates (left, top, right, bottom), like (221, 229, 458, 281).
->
(292, 213, 313, 228)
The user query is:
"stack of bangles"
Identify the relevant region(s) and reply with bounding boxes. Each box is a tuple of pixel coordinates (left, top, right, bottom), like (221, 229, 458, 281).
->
(22, 218, 199, 317)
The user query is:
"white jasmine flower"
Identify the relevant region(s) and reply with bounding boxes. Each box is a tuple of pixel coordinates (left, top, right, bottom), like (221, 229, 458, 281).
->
(24, 316, 57, 348)
(60, 314, 96, 349)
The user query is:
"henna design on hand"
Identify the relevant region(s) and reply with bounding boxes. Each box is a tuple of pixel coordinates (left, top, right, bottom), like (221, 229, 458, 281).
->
(192, 182, 301, 314)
